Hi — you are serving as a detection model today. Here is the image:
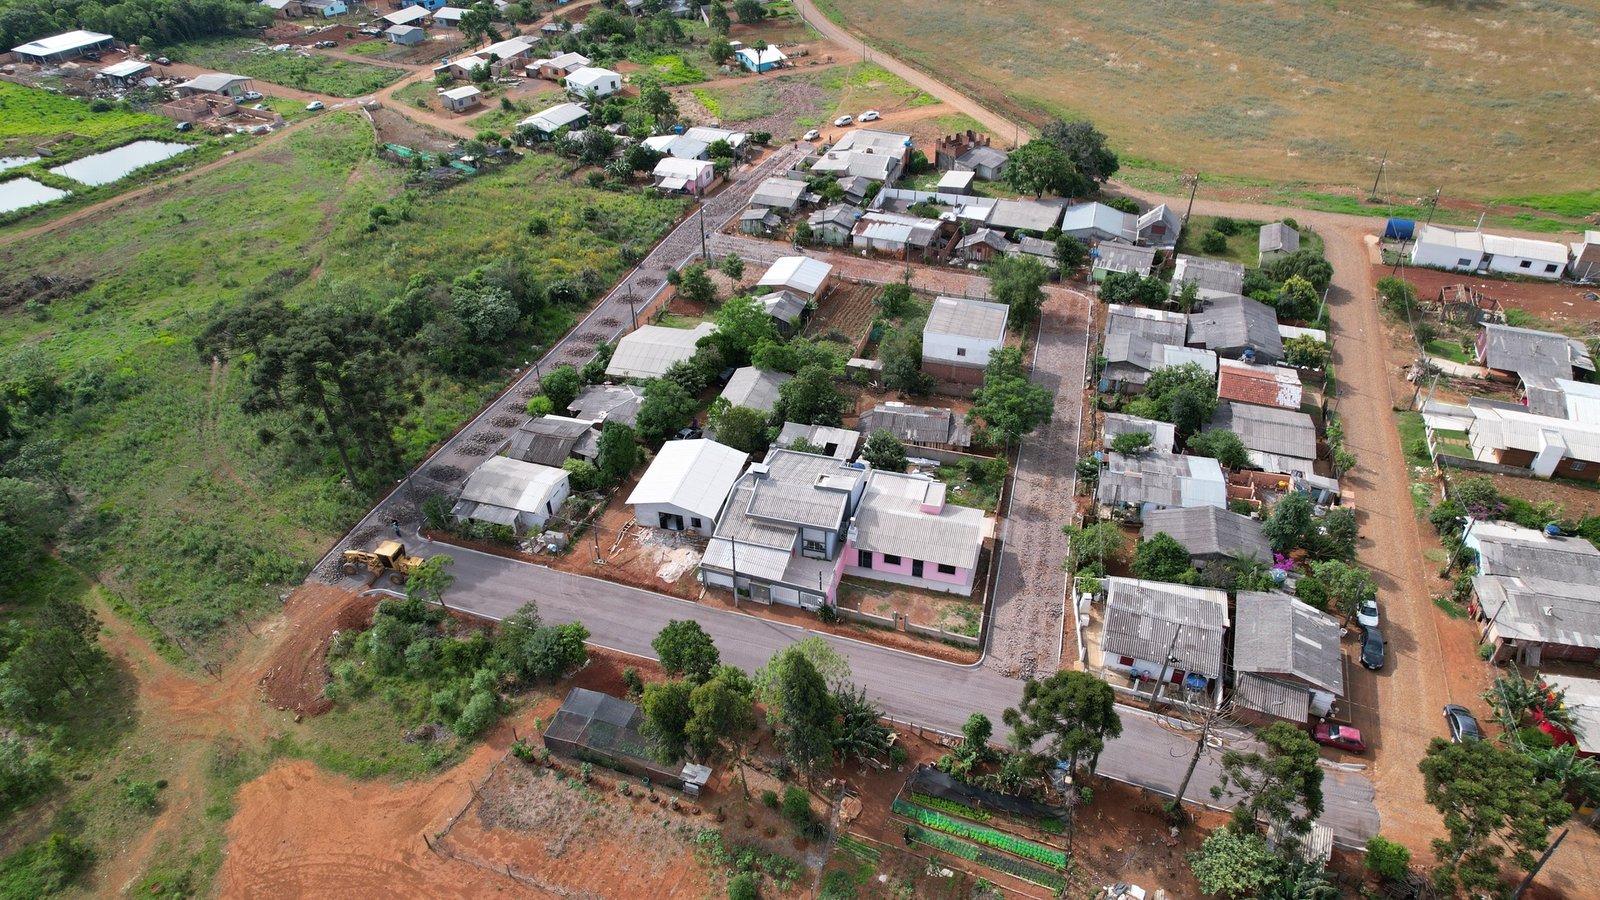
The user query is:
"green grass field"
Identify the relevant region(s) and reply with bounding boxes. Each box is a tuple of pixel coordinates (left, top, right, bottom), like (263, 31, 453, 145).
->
(176, 37, 405, 97)
(0, 114, 684, 657)
(0, 82, 166, 141)
(816, 0, 1600, 206)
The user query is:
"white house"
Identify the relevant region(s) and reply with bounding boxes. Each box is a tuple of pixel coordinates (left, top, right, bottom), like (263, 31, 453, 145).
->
(627, 438, 749, 535)
(653, 157, 715, 195)
(606, 322, 717, 379)
(755, 257, 834, 300)
(1410, 224, 1569, 281)
(175, 73, 254, 98)
(565, 66, 622, 98)
(519, 101, 588, 138)
(921, 296, 1008, 384)
(381, 6, 431, 26)
(451, 456, 570, 534)
(440, 85, 482, 112)
(1100, 577, 1230, 702)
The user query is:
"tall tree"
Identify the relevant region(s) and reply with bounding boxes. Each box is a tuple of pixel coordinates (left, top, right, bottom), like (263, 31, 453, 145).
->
(754, 637, 849, 721)
(595, 421, 641, 483)
(406, 555, 456, 610)
(635, 379, 699, 444)
(1041, 118, 1120, 186)
(1001, 140, 1086, 198)
(1055, 235, 1088, 273)
(1419, 738, 1571, 895)
(1061, 520, 1125, 573)
(861, 430, 908, 473)
(651, 619, 721, 683)
(686, 667, 757, 790)
(970, 346, 1053, 443)
(640, 678, 696, 763)
(987, 255, 1049, 328)
(767, 650, 838, 781)
(775, 365, 848, 427)
(710, 293, 776, 366)
(1262, 491, 1313, 553)
(1186, 429, 1251, 471)
(707, 402, 769, 455)
(877, 327, 933, 395)
(1132, 531, 1193, 582)
(1187, 828, 1283, 900)
(832, 682, 892, 763)
(1002, 670, 1122, 774)
(636, 78, 679, 128)
(1307, 559, 1375, 626)
(538, 364, 582, 412)
(1211, 721, 1325, 838)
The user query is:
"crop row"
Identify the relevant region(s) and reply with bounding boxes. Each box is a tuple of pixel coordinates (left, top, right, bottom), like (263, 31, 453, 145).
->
(835, 834, 881, 863)
(909, 792, 991, 822)
(902, 825, 1066, 891)
(892, 799, 1066, 868)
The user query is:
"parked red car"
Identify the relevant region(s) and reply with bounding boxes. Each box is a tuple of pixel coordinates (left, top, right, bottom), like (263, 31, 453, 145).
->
(1313, 723, 1367, 753)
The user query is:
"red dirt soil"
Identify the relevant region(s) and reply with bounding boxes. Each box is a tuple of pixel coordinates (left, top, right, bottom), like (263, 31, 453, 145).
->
(1391, 264, 1600, 331)
(259, 585, 379, 717)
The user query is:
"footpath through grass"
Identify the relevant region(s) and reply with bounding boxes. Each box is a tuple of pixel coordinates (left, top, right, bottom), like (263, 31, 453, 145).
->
(176, 37, 405, 96)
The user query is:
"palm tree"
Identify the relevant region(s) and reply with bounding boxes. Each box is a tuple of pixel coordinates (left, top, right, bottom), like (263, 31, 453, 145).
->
(1528, 744, 1600, 806)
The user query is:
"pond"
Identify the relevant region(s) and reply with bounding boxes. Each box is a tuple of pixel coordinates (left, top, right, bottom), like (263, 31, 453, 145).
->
(48, 141, 193, 186)
(0, 156, 40, 173)
(0, 178, 71, 214)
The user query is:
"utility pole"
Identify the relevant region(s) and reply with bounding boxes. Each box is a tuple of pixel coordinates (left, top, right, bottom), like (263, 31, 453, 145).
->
(1512, 828, 1568, 899)
(1151, 624, 1183, 705)
(1369, 149, 1387, 201)
(1172, 706, 1225, 815)
(1180, 172, 1200, 224)
(700, 207, 709, 262)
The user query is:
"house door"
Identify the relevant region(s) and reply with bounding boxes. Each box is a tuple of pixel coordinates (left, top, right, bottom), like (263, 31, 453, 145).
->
(911, 559, 924, 578)
(658, 512, 684, 531)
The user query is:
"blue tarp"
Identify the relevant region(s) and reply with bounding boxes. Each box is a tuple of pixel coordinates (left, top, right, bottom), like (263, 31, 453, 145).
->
(1384, 218, 1415, 240)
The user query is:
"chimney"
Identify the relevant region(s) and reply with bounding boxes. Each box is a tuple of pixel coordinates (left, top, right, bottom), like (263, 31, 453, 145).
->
(919, 481, 946, 515)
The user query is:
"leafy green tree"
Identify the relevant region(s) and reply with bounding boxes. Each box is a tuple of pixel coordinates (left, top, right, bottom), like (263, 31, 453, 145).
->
(1420, 738, 1571, 895)
(514, 622, 589, 682)
(1364, 835, 1412, 882)
(652, 619, 721, 683)
(775, 365, 848, 427)
(1123, 363, 1216, 439)
(1186, 429, 1251, 470)
(0, 737, 52, 808)
(686, 667, 756, 782)
(677, 263, 717, 305)
(1212, 721, 1325, 837)
(970, 346, 1052, 443)
(718, 253, 745, 285)
(732, 0, 763, 21)
(1132, 532, 1193, 582)
(1526, 744, 1600, 807)
(1055, 235, 1088, 273)
(962, 712, 994, 757)
(709, 0, 731, 32)
(726, 872, 758, 900)
(596, 421, 641, 483)
(562, 458, 604, 492)
(1376, 276, 1418, 317)
(1282, 335, 1331, 369)
(876, 280, 914, 317)
(1002, 670, 1122, 774)
(878, 327, 933, 394)
(1062, 520, 1125, 573)
(1187, 828, 1281, 900)
(754, 637, 849, 721)
(1262, 492, 1313, 553)
(709, 294, 777, 367)
(1098, 271, 1168, 307)
(1308, 559, 1375, 626)
(637, 78, 679, 128)
(1041, 118, 1120, 186)
(987, 254, 1049, 329)
(641, 678, 696, 763)
(707, 36, 734, 65)
(833, 682, 892, 763)
(1263, 250, 1333, 293)
(1200, 230, 1227, 254)
(708, 402, 769, 455)
(406, 555, 456, 609)
(861, 429, 908, 473)
(752, 337, 840, 375)
(1316, 507, 1358, 561)
(1002, 140, 1087, 198)
(539, 364, 582, 412)
(1109, 431, 1153, 454)
(636, 380, 699, 444)
(454, 687, 499, 739)
(763, 649, 838, 781)
(1273, 275, 1320, 322)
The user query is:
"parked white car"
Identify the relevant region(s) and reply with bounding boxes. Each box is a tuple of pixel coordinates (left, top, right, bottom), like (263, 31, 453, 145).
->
(833, 114, 853, 127)
(802, 129, 820, 141)
(859, 110, 881, 122)
(1356, 598, 1379, 629)
(242, 90, 263, 101)
(305, 100, 325, 111)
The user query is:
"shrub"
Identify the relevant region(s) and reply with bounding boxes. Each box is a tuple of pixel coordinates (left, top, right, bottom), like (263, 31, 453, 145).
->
(1200, 230, 1227, 254)
(782, 785, 812, 827)
(888, 745, 909, 767)
(727, 872, 759, 900)
(1212, 216, 1240, 236)
(124, 780, 160, 813)
(761, 789, 780, 809)
(1365, 835, 1411, 881)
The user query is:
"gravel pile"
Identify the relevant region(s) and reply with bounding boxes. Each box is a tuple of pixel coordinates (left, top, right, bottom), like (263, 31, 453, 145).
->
(598, 317, 620, 328)
(491, 414, 521, 429)
(424, 464, 466, 484)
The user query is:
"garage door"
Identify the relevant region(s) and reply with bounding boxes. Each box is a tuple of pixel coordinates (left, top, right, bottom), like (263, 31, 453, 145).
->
(769, 585, 801, 607)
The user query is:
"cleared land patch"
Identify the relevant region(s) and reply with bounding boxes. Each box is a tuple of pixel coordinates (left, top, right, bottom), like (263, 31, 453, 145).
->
(176, 37, 405, 97)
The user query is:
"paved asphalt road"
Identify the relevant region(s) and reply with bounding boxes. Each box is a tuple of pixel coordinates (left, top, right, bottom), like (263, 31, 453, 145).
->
(349, 543, 1380, 846)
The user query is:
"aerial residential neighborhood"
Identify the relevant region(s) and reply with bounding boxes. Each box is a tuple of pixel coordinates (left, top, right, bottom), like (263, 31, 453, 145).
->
(2, 0, 1599, 897)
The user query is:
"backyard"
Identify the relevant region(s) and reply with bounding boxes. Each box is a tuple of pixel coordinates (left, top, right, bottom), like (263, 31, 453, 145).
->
(175, 37, 406, 96)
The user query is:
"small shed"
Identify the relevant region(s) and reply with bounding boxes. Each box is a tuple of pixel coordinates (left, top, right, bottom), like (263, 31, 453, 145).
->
(387, 24, 425, 45)
(936, 169, 976, 195)
(756, 256, 834, 300)
(566, 66, 622, 98)
(451, 456, 570, 533)
(440, 85, 482, 112)
(736, 46, 786, 72)
(1258, 222, 1301, 264)
(98, 59, 151, 87)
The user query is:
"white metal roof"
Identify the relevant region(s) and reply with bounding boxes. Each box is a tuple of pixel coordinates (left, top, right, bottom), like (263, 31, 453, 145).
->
(719, 367, 791, 413)
(1416, 224, 1570, 265)
(605, 322, 716, 379)
(481, 36, 536, 58)
(382, 6, 431, 24)
(566, 66, 619, 90)
(432, 6, 466, 20)
(850, 470, 990, 570)
(736, 46, 787, 66)
(627, 439, 749, 521)
(12, 30, 112, 57)
(543, 51, 590, 69)
(177, 73, 251, 92)
(1556, 378, 1600, 425)
(652, 156, 713, 180)
(924, 296, 1008, 341)
(441, 85, 481, 101)
(937, 169, 976, 190)
(521, 102, 588, 132)
(756, 256, 833, 296)
(99, 60, 150, 78)
(684, 125, 746, 147)
(457, 456, 568, 514)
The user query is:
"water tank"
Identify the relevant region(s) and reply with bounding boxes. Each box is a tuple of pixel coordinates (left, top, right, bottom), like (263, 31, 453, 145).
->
(1383, 218, 1415, 240)
(1545, 522, 1562, 536)
(1270, 568, 1288, 585)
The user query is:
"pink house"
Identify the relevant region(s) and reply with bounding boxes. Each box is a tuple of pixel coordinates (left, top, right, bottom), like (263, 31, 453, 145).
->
(843, 470, 991, 596)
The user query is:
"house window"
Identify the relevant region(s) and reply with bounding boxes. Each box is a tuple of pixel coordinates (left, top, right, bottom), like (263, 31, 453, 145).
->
(802, 538, 827, 558)
(956, 347, 967, 357)
(937, 563, 957, 575)
(1457, 258, 1472, 267)
(1546, 263, 1560, 273)
(691, 517, 702, 529)
(857, 549, 871, 567)
(1568, 460, 1588, 472)
(1118, 656, 1134, 667)
(882, 553, 902, 565)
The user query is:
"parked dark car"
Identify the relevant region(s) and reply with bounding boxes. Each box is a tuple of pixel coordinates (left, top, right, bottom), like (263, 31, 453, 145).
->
(1360, 625, 1385, 671)
(1312, 723, 1367, 753)
(1444, 704, 1483, 742)
(715, 366, 737, 387)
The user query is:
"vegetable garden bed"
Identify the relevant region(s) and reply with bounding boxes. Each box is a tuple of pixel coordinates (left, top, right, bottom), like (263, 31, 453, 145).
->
(901, 824, 1066, 891)
(891, 799, 1066, 867)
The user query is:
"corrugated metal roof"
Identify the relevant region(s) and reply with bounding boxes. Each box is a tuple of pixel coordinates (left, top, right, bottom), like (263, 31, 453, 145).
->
(627, 438, 747, 519)
(924, 297, 1008, 341)
(508, 415, 596, 467)
(1141, 505, 1270, 562)
(1479, 323, 1591, 379)
(1102, 413, 1176, 454)
(521, 102, 587, 133)
(720, 367, 791, 413)
(1258, 223, 1300, 255)
(1105, 304, 1188, 345)
(1541, 674, 1600, 754)
(12, 29, 112, 56)
(568, 384, 642, 425)
(988, 198, 1067, 233)
(1186, 294, 1284, 361)
(1209, 401, 1317, 465)
(1095, 452, 1227, 510)
(1234, 673, 1311, 721)
(744, 449, 864, 530)
(178, 73, 251, 92)
(858, 403, 972, 447)
(757, 257, 833, 296)
(1172, 255, 1246, 296)
(1233, 592, 1343, 694)
(750, 176, 806, 208)
(606, 322, 716, 379)
(456, 456, 568, 515)
(1103, 577, 1229, 677)
(1094, 241, 1157, 276)
(775, 423, 860, 459)
(850, 471, 989, 570)
(1059, 202, 1136, 240)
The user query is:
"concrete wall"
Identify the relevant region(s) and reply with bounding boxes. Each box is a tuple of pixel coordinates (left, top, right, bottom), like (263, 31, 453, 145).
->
(631, 501, 717, 535)
(841, 538, 976, 595)
(1412, 240, 1482, 272)
(834, 605, 980, 647)
(923, 329, 1001, 371)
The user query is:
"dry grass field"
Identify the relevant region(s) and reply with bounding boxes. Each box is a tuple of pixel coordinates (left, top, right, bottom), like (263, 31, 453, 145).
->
(815, 0, 1600, 203)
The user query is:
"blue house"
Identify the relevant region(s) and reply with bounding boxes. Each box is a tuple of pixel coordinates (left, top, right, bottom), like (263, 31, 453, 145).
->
(302, 0, 347, 15)
(735, 46, 786, 73)
(399, 0, 449, 9)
